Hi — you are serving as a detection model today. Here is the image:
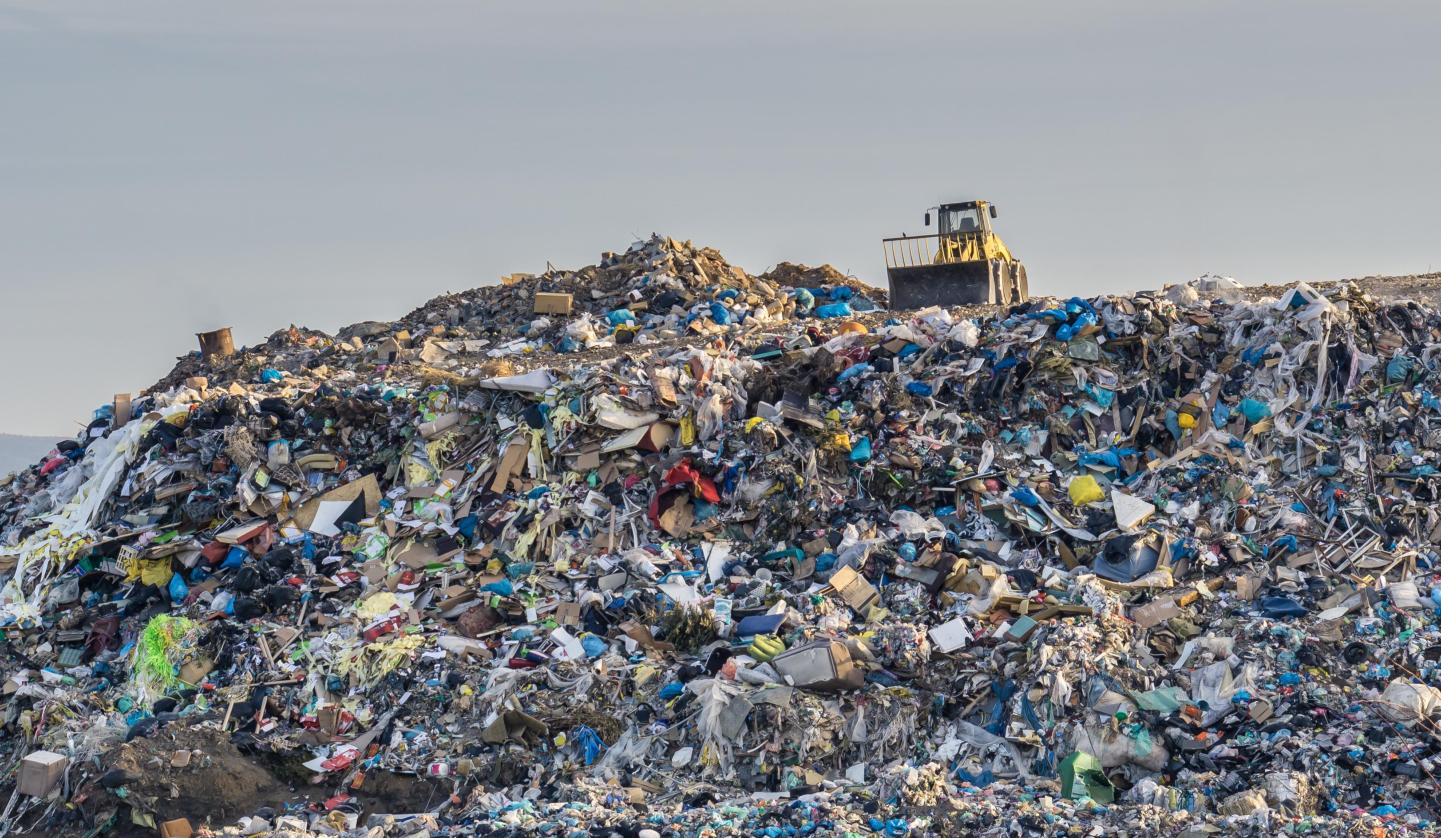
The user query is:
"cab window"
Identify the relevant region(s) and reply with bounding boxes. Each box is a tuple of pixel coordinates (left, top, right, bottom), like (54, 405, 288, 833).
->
(939, 206, 983, 235)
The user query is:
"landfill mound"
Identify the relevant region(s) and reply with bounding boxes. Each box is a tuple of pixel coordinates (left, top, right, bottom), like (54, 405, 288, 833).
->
(2, 241, 1441, 838)
(146, 236, 884, 400)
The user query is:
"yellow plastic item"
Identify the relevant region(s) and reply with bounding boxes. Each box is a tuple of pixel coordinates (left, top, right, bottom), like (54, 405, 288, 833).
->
(1068, 475, 1105, 506)
(1177, 411, 1197, 429)
(838, 321, 869, 335)
(748, 634, 785, 662)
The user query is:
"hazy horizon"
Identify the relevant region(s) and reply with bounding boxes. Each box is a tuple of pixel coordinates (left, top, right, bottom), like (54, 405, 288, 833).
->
(3, 0, 1438, 435)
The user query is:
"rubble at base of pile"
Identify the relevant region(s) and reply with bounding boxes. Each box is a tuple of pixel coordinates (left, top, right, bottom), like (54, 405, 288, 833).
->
(5, 237, 1441, 837)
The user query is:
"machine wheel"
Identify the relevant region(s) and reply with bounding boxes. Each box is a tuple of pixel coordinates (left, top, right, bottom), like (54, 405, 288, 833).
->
(1014, 262, 1029, 302)
(991, 261, 1013, 306)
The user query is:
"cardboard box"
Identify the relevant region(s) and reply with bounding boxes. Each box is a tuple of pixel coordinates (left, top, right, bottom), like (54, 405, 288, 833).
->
(770, 640, 863, 691)
(18, 750, 66, 797)
(533, 292, 574, 315)
(827, 566, 879, 613)
(159, 817, 194, 838)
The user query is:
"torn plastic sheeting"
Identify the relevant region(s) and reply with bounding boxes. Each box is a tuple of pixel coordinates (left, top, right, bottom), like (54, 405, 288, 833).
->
(1376, 679, 1441, 724)
(952, 720, 1032, 780)
(1092, 532, 1169, 585)
(593, 393, 660, 430)
(477, 369, 554, 392)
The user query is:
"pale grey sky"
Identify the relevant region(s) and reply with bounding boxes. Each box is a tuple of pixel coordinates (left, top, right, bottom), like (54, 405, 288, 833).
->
(2, 0, 1438, 435)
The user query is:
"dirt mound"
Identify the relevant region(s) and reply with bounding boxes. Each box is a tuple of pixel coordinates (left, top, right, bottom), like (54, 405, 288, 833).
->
(103, 724, 299, 828)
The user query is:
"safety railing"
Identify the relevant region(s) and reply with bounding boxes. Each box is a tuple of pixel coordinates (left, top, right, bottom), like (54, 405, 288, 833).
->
(882, 232, 986, 269)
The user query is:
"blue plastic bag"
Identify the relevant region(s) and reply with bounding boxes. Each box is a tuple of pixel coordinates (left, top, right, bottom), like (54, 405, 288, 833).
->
(1387, 356, 1413, 383)
(481, 578, 515, 596)
(1260, 595, 1308, 619)
(168, 573, 189, 602)
(1009, 486, 1042, 507)
(221, 545, 249, 569)
(1055, 311, 1097, 341)
(1238, 398, 1271, 423)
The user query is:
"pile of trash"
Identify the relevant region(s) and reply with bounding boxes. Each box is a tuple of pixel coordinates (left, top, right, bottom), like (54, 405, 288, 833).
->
(392, 236, 881, 360)
(4, 238, 1441, 837)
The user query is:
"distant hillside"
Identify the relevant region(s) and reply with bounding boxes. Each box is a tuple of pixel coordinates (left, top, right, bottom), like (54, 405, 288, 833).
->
(0, 434, 62, 476)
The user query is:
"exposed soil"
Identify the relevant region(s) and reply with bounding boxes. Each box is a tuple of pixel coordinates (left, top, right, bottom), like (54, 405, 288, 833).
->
(348, 770, 453, 817)
(104, 723, 301, 829)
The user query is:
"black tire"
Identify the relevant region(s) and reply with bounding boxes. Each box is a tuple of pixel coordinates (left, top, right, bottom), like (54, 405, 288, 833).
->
(992, 261, 1012, 306)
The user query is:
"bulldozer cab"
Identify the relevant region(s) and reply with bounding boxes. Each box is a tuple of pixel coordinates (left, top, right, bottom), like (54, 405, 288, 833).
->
(883, 199, 1027, 309)
(935, 201, 994, 236)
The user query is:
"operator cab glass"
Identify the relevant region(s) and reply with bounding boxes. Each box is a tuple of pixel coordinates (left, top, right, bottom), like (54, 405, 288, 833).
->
(939, 205, 984, 235)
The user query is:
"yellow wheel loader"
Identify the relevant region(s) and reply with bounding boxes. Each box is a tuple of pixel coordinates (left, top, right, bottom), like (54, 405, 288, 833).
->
(882, 200, 1029, 309)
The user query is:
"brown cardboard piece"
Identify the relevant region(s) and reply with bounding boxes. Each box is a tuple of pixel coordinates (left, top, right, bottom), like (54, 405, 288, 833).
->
(618, 620, 675, 652)
(1130, 597, 1182, 629)
(652, 374, 678, 406)
(18, 750, 66, 797)
(159, 818, 194, 838)
(801, 537, 830, 556)
(291, 473, 382, 531)
(533, 292, 574, 315)
(481, 710, 550, 744)
(214, 520, 269, 545)
(602, 422, 674, 454)
(492, 437, 531, 493)
(318, 705, 343, 735)
(569, 446, 602, 471)
(1233, 574, 1263, 601)
(393, 539, 461, 570)
(657, 495, 695, 538)
(113, 393, 132, 430)
(178, 655, 215, 686)
(553, 602, 582, 627)
(827, 565, 879, 613)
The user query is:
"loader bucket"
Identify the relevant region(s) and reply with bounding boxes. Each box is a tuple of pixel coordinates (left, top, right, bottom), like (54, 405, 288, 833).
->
(886, 260, 1023, 310)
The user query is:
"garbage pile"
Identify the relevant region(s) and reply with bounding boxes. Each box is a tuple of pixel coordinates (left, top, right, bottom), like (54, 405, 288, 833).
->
(4, 239, 1441, 837)
(395, 235, 882, 360)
